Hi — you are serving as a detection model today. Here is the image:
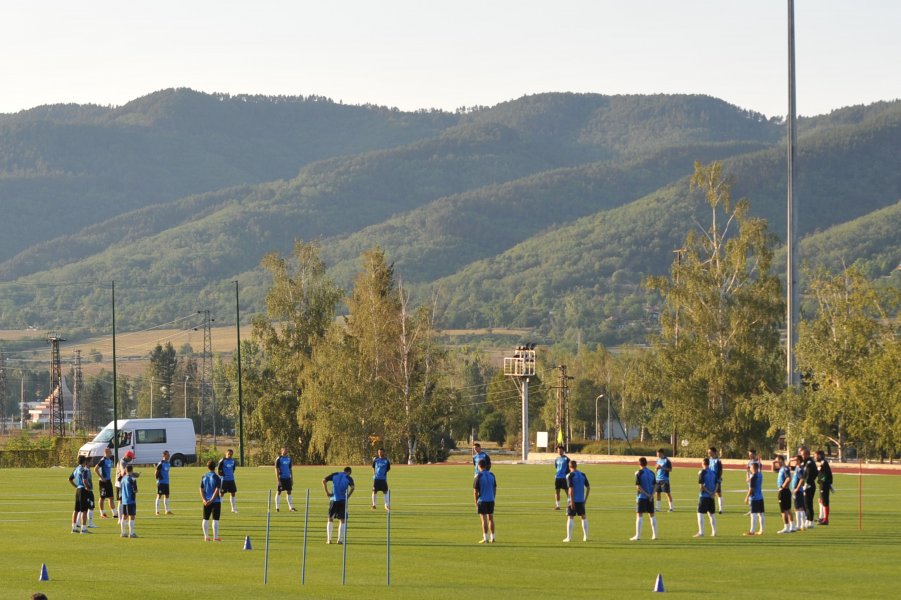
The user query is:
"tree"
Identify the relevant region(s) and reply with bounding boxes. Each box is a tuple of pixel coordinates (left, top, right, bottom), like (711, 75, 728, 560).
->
(647, 161, 784, 453)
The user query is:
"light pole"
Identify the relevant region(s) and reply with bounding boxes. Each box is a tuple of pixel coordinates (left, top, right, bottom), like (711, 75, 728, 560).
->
(150, 381, 153, 419)
(607, 394, 612, 456)
(594, 394, 604, 442)
(184, 375, 190, 418)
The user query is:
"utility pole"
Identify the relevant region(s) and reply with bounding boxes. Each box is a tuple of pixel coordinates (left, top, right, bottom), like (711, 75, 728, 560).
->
(47, 333, 66, 436)
(503, 343, 536, 461)
(72, 350, 83, 432)
(553, 365, 574, 452)
(0, 351, 6, 433)
(197, 310, 215, 449)
(786, 0, 800, 391)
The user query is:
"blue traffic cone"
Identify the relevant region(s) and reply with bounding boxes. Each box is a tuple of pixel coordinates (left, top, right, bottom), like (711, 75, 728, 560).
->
(243, 535, 252, 550)
(653, 573, 665, 592)
(39, 563, 50, 581)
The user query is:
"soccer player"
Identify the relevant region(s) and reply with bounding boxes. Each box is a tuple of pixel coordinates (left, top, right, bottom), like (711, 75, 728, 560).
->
(774, 455, 794, 533)
(743, 448, 762, 515)
(631, 457, 658, 541)
(743, 461, 765, 535)
(69, 455, 91, 534)
(799, 445, 818, 528)
(371, 447, 391, 511)
(553, 445, 570, 510)
(274, 447, 296, 512)
(94, 447, 115, 519)
(694, 457, 717, 537)
(473, 459, 496, 544)
(120, 464, 139, 538)
(217, 448, 239, 513)
(790, 454, 808, 530)
(707, 447, 724, 513)
(472, 442, 490, 475)
(115, 450, 135, 523)
(155, 450, 172, 515)
(655, 448, 674, 512)
(815, 449, 833, 525)
(563, 460, 590, 542)
(200, 459, 223, 541)
(323, 467, 355, 544)
(83, 459, 97, 528)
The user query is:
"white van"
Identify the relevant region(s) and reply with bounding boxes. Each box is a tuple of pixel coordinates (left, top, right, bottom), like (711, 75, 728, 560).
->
(79, 418, 197, 467)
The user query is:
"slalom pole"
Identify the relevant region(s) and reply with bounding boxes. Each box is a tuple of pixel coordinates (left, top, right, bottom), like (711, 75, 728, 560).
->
(302, 488, 310, 584)
(341, 493, 349, 585)
(386, 490, 391, 587)
(264, 489, 272, 584)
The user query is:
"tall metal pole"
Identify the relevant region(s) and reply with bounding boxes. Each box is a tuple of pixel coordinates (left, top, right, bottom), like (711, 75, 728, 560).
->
(111, 281, 119, 465)
(607, 395, 611, 456)
(786, 0, 800, 389)
(235, 281, 245, 466)
(521, 379, 529, 461)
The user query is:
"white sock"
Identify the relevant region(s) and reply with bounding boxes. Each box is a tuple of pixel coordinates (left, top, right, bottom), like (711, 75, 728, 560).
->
(287, 494, 294, 509)
(87, 509, 94, 525)
(339, 522, 346, 542)
(697, 513, 704, 534)
(635, 516, 643, 538)
(202, 520, 209, 538)
(155, 497, 160, 513)
(555, 497, 560, 508)
(212, 520, 219, 538)
(275, 495, 280, 510)
(128, 520, 135, 535)
(120, 520, 127, 535)
(710, 514, 717, 536)
(717, 496, 723, 512)
(750, 513, 757, 532)
(759, 514, 765, 532)
(165, 498, 170, 512)
(326, 521, 333, 542)
(650, 516, 658, 538)
(566, 518, 573, 539)
(230, 496, 237, 512)
(372, 493, 377, 507)
(581, 519, 588, 540)
(668, 499, 673, 510)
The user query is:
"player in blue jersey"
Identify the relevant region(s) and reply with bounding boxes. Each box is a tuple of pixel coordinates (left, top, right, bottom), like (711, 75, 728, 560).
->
(790, 454, 808, 530)
(217, 448, 238, 513)
(655, 448, 674, 512)
(115, 450, 136, 523)
(274, 447, 296, 512)
(371, 447, 391, 511)
(631, 456, 658, 541)
(83, 462, 97, 528)
(200, 459, 223, 541)
(553, 445, 570, 510)
(323, 467, 355, 544)
(694, 457, 718, 537)
(773, 455, 794, 533)
(154, 450, 172, 515)
(473, 459, 496, 544)
(94, 447, 115, 519)
(69, 455, 92, 534)
(563, 460, 590, 542)
(120, 464, 139, 538)
(743, 461, 765, 535)
(472, 442, 490, 475)
(707, 447, 724, 513)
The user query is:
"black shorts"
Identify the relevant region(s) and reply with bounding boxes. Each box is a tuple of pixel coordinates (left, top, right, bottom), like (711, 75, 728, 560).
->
(697, 497, 715, 514)
(221, 480, 238, 495)
(122, 503, 137, 517)
(794, 491, 806, 510)
(555, 478, 568, 491)
(86, 490, 95, 508)
(477, 501, 495, 515)
(567, 502, 586, 517)
(74, 488, 89, 512)
(637, 497, 655, 514)
(99, 480, 114, 499)
(329, 500, 348, 520)
(655, 481, 670, 494)
(278, 478, 293, 494)
(373, 479, 389, 493)
(203, 502, 222, 521)
(157, 483, 170, 497)
(750, 498, 765, 514)
(819, 487, 830, 507)
(778, 488, 792, 512)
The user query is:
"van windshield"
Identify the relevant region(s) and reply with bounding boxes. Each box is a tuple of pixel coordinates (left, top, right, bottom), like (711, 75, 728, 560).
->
(92, 427, 114, 443)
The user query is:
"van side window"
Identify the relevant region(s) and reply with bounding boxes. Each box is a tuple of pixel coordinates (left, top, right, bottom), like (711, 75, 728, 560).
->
(118, 431, 132, 447)
(136, 429, 167, 444)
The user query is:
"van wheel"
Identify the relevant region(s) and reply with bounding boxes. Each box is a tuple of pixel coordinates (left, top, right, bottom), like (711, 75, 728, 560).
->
(170, 454, 186, 467)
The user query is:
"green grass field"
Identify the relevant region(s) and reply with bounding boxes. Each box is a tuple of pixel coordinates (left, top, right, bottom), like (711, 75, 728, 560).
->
(2, 462, 899, 599)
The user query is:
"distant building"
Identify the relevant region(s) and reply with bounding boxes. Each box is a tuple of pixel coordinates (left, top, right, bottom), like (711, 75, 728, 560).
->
(28, 377, 74, 425)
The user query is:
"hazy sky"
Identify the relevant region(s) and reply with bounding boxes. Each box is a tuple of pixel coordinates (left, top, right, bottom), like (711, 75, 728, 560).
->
(3, 0, 899, 117)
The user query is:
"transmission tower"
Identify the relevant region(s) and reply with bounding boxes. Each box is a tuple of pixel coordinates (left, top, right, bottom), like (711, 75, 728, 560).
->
(48, 333, 66, 436)
(553, 365, 574, 452)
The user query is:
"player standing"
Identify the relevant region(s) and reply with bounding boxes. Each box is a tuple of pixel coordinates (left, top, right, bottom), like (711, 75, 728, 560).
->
(472, 442, 490, 475)
(707, 447, 724, 513)
(815, 450, 833, 525)
(323, 467, 355, 544)
(274, 447, 296, 512)
(790, 454, 808, 530)
(155, 450, 172, 515)
(371, 447, 391, 511)
(799, 446, 818, 528)
(694, 457, 718, 537)
(553, 445, 570, 510)
(200, 459, 223, 541)
(217, 448, 238, 513)
(115, 450, 135, 523)
(563, 460, 590, 542)
(94, 447, 115, 519)
(69, 455, 91, 534)
(655, 448, 674, 512)
(631, 457, 658, 541)
(119, 464, 138, 538)
(473, 459, 496, 544)
(743, 461, 765, 535)
(774, 455, 794, 533)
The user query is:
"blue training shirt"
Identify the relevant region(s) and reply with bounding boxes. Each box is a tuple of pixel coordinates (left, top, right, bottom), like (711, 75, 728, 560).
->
(777, 465, 790, 489)
(474, 471, 496, 503)
(121, 474, 138, 505)
(636, 467, 655, 499)
(655, 456, 672, 482)
(554, 455, 570, 478)
(372, 457, 390, 480)
(201, 471, 222, 503)
(276, 455, 292, 479)
(748, 471, 764, 501)
(699, 468, 717, 498)
(219, 457, 236, 481)
(566, 470, 590, 503)
(156, 459, 170, 485)
(473, 451, 489, 474)
(326, 472, 354, 501)
(97, 456, 112, 480)
(72, 466, 86, 489)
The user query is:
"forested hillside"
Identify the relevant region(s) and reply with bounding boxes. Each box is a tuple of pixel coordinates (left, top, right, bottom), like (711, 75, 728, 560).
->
(0, 90, 897, 342)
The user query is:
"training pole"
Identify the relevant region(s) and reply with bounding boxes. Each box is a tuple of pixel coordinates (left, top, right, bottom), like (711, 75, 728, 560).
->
(386, 490, 391, 587)
(264, 489, 272, 584)
(302, 488, 310, 584)
(341, 497, 349, 585)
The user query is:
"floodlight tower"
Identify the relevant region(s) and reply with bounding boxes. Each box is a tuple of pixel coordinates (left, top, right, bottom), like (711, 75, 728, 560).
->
(503, 343, 536, 461)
